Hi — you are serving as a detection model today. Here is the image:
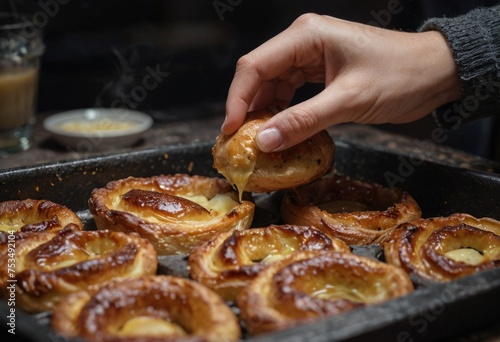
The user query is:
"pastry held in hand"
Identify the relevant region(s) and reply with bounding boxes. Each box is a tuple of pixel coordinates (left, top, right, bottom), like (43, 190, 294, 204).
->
(382, 213, 500, 282)
(237, 250, 413, 335)
(281, 174, 422, 245)
(0, 226, 157, 313)
(51, 275, 241, 342)
(212, 110, 335, 197)
(89, 174, 255, 255)
(189, 224, 350, 301)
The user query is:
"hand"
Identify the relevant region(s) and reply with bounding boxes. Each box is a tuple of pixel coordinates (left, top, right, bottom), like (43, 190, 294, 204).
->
(221, 13, 462, 152)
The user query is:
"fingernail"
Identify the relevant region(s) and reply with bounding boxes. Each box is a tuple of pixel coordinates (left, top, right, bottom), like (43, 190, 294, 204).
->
(220, 115, 227, 132)
(256, 128, 283, 152)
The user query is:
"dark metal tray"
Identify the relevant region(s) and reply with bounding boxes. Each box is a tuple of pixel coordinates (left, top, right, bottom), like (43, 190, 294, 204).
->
(1, 139, 500, 342)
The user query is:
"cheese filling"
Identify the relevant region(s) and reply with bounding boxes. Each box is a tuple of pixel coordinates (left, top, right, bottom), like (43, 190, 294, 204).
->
(0, 222, 23, 232)
(179, 193, 239, 216)
(444, 248, 485, 265)
(318, 200, 369, 213)
(310, 284, 369, 303)
(223, 145, 256, 202)
(231, 167, 254, 202)
(118, 316, 187, 337)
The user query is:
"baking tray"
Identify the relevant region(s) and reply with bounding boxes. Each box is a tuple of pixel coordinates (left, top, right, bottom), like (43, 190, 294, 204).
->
(1, 138, 500, 342)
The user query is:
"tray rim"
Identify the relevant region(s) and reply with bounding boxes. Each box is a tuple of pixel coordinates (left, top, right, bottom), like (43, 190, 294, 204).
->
(1, 139, 500, 341)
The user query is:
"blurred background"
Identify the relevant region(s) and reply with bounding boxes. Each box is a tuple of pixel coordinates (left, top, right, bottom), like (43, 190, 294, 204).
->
(2, 0, 499, 160)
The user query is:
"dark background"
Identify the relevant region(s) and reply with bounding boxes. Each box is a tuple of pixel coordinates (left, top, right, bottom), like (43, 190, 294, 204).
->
(2, 0, 499, 159)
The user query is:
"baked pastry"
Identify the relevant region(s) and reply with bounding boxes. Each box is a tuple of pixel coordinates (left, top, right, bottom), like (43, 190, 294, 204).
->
(0, 199, 86, 312)
(189, 224, 350, 301)
(280, 174, 422, 245)
(88, 174, 255, 255)
(237, 250, 414, 335)
(212, 109, 335, 197)
(382, 213, 500, 282)
(1, 226, 157, 313)
(0, 199, 83, 242)
(51, 275, 241, 342)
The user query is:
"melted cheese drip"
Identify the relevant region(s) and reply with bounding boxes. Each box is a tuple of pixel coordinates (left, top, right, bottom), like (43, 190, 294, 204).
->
(225, 145, 256, 202)
(118, 316, 187, 337)
(318, 200, 368, 213)
(232, 168, 254, 202)
(445, 248, 485, 265)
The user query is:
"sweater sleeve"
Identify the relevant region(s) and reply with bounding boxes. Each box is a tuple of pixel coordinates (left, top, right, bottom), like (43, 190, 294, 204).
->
(419, 5, 500, 130)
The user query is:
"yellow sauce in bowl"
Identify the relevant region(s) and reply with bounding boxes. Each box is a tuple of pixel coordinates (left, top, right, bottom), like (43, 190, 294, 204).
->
(57, 120, 137, 132)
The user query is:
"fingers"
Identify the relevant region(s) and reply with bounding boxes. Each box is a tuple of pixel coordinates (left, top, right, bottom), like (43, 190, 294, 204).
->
(222, 64, 261, 135)
(222, 17, 321, 135)
(255, 83, 351, 152)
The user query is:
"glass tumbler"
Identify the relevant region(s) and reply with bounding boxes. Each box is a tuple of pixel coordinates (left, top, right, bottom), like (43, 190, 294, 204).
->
(0, 13, 45, 155)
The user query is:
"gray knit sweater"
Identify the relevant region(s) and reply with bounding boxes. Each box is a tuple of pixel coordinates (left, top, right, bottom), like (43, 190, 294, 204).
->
(420, 5, 500, 130)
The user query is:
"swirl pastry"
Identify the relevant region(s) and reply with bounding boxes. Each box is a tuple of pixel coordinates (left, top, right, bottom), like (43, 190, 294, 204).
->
(0, 199, 83, 241)
(88, 174, 255, 255)
(237, 250, 413, 335)
(51, 275, 241, 342)
(212, 109, 335, 198)
(382, 213, 500, 282)
(1, 226, 157, 313)
(280, 174, 422, 245)
(189, 224, 350, 301)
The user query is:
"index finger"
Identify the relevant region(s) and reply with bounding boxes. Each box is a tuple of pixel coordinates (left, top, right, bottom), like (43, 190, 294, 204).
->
(223, 24, 313, 135)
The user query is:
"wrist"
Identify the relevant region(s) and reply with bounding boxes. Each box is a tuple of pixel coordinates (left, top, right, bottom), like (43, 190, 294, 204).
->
(418, 30, 462, 107)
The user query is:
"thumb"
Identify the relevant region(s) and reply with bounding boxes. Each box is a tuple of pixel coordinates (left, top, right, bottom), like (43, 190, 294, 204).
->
(256, 88, 347, 152)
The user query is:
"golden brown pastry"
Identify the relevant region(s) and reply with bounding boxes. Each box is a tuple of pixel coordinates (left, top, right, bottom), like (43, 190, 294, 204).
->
(51, 275, 241, 342)
(0, 199, 86, 312)
(0, 226, 157, 313)
(212, 109, 335, 197)
(382, 213, 500, 282)
(237, 250, 414, 335)
(88, 174, 255, 255)
(0, 199, 83, 241)
(280, 174, 422, 245)
(189, 224, 350, 301)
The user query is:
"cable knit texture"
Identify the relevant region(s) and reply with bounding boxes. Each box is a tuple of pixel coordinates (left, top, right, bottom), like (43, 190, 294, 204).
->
(420, 5, 500, 129)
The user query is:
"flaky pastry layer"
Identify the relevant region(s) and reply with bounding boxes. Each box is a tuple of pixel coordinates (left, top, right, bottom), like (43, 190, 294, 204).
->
(382, 213, 500, 282)
(189, 224, 350, 301)
(51, 275, 240, 342)
(281, 174, 422, 245)
(89, 174, 255, 255)
(0, 226, 157, 313)
(0, 199, 83, 241)
(212, 109, 335, 196)
(237, 250, 413, 335)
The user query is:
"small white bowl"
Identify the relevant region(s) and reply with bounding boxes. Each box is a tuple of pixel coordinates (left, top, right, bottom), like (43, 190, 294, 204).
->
(43, 108, 153, 151)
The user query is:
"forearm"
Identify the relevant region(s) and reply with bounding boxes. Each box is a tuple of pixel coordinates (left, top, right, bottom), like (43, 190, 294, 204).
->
(419, 5, 500, 129)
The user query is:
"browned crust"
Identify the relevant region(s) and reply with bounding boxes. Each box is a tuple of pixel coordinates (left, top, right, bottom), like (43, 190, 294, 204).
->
(237, 250, 413, 335)
(1, 227, 157, 313)
(382, 213, 500, 282)
(0, 199, 83, 242)
(88, 174, 255, 255)
(51, 275, 241, 342)
(212, 109, 335, 193)
(189, 224, 350, 301)
(280, 174, 422, 245)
